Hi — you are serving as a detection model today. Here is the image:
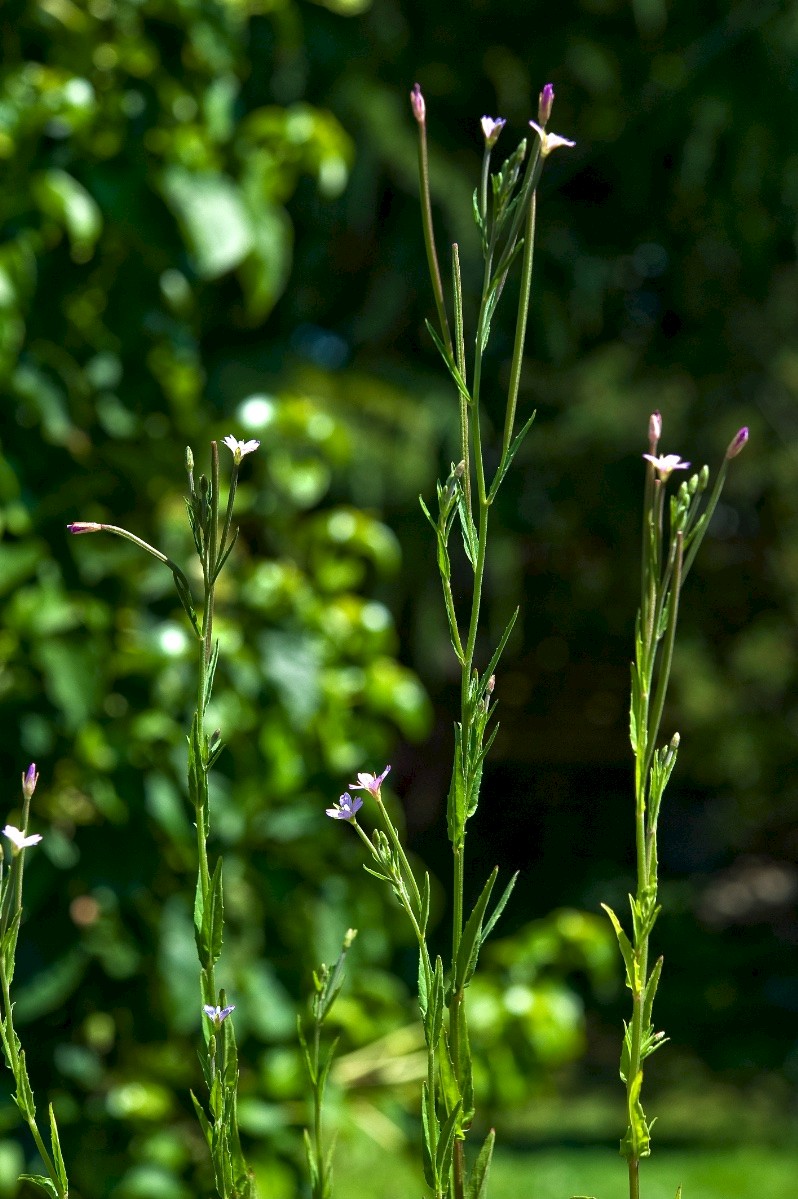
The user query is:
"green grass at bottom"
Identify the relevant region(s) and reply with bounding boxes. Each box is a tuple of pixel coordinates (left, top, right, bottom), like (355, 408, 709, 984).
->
(336, 1143, 798, 1198)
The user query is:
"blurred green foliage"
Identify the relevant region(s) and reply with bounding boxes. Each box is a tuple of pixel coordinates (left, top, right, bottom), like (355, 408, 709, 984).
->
(2, 0, 798, 1192)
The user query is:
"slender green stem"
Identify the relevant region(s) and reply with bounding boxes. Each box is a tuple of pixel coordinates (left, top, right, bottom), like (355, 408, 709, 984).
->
(501, 190, 536, 461)
(416, 117, 452, 356)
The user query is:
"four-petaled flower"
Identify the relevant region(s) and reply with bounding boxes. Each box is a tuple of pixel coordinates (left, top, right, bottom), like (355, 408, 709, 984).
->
(528, 120, 575, 158)
(349, 765, 391, 797)
(203, 1004, 235, 1027)
(222, 435, 260, 465)
(3, 825, 42, 853)
(326, 792, 363, 822)
(642, 453, 691, 480)
(480, 116, 506, 147)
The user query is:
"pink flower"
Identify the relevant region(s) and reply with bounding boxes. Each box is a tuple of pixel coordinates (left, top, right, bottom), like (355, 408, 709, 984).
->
(326, 793, 363, 822)
(349, 765, 391, 797)
(642, 453, 691, 480)
(480, 116, 506, 147)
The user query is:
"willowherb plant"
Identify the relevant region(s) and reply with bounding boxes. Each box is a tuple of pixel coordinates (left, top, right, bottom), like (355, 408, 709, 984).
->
(323, 83, 574, 1199)
(603, 416, 749, 1199)
(68, 435, 261, 1199)
(0, 766, 69, 1199)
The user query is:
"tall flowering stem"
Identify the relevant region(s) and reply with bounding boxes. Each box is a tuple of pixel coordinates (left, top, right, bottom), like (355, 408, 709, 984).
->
(604, 420, 748, 1199)
(68, 436, 260, 1199)
(0, 768, 68, 1198)
(298, 929, 357, 1199)
(326, 84, 572, 1199)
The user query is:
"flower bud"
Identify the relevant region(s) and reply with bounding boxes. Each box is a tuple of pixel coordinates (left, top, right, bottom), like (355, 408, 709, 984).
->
(410, 82, 425, 125)
(538, 82, 554, 127)
(699, 465, 710, 489)
(343, 928, 358, 949)
(67, 522, 102, 535)
(725, 426, 749, 460)
(22, 763, 38, 800)
(648, 410, 662, 449)
(185, 446, 194, 474)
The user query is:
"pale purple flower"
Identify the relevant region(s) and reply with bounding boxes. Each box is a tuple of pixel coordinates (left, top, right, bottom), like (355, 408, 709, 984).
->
(3, 825, 42, 853)
(529, 120, 575, 158)
(203, 1004, 235, 1027)
(349, 765, 391, 797)
(725, 426, 749, 460)
(410, 82, 425, 124)
(326, 792, 363, 822)
(642, 452, 691, 480)
(67, 522, 102, 535)
(222, 435, 260, 465)
(22, 763, 38, 800)
(538, 82, 555, 126)
(480, 116, 506, 147)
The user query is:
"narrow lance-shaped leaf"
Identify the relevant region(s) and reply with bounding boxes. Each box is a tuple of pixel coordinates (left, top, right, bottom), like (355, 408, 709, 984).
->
(454, 867, 498, 992)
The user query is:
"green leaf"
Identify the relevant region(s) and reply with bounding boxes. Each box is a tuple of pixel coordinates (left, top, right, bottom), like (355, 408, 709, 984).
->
(208, 858, 224, 964)
(620, 1070, 651, 1161)
(17, 1176, 58, 1198)
(446, 726, 467, 849)
(31, 168, 102, 261)
(161, 167, 254, 280)
(487, 411, 536, 503)
(424, 320, 471, 403)
(481, 871, 518, 946)
(190, 1090, 213, 1150)
(418, 494, 438, 533)
(478, 607, 519, 696)
(438, 1030, 462, 1115)
(420, 1081, 437, 1188)
(204, 640, 220, 714)
(435, 1100, 462, 1185)
(601, 903, 637, 992)
(642, 955, 664, 1029)
(15, 1049, 36, 1119)
(427, 956, 445, 1047)
(454, 867, 498, 992)
(466, 1128, 495, 1199)
(49, 1104, 68, 1194)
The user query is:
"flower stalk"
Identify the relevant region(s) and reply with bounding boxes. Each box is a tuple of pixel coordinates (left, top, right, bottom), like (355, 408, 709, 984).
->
(604, 418, 748, 1199)
(68, 435, 260, 1198)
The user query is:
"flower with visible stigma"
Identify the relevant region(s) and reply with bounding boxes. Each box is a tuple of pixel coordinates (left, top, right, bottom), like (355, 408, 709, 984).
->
(528, 119, 575, 158)
(480, 116, 506, 147)
(326, 793, 363, 822)
(203, 1004, 235, 1027)
(349, 765, 391, 797)
(222, 435, 260, 465)
(3, 825, 42, 853)
(642, 452, 691, 480)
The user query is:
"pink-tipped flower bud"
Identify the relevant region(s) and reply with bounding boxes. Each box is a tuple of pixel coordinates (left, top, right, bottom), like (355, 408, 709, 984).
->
(410, 82, 425, 125)
(67, 522, 102, 534)
(480, 116, 506, 148)
(725, 426, 749, 460)
(649, 411, 662, 448)
(22, 763, 38, 800)
(538, 82, 555, 127)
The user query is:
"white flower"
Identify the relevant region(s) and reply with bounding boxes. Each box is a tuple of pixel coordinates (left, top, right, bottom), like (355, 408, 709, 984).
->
(642, 453, 691, 480)
(3, 825, 42, 853)
(480, 116, 506, 147)
(529, 120, 576, 158)
(222, 435, 260, 465)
